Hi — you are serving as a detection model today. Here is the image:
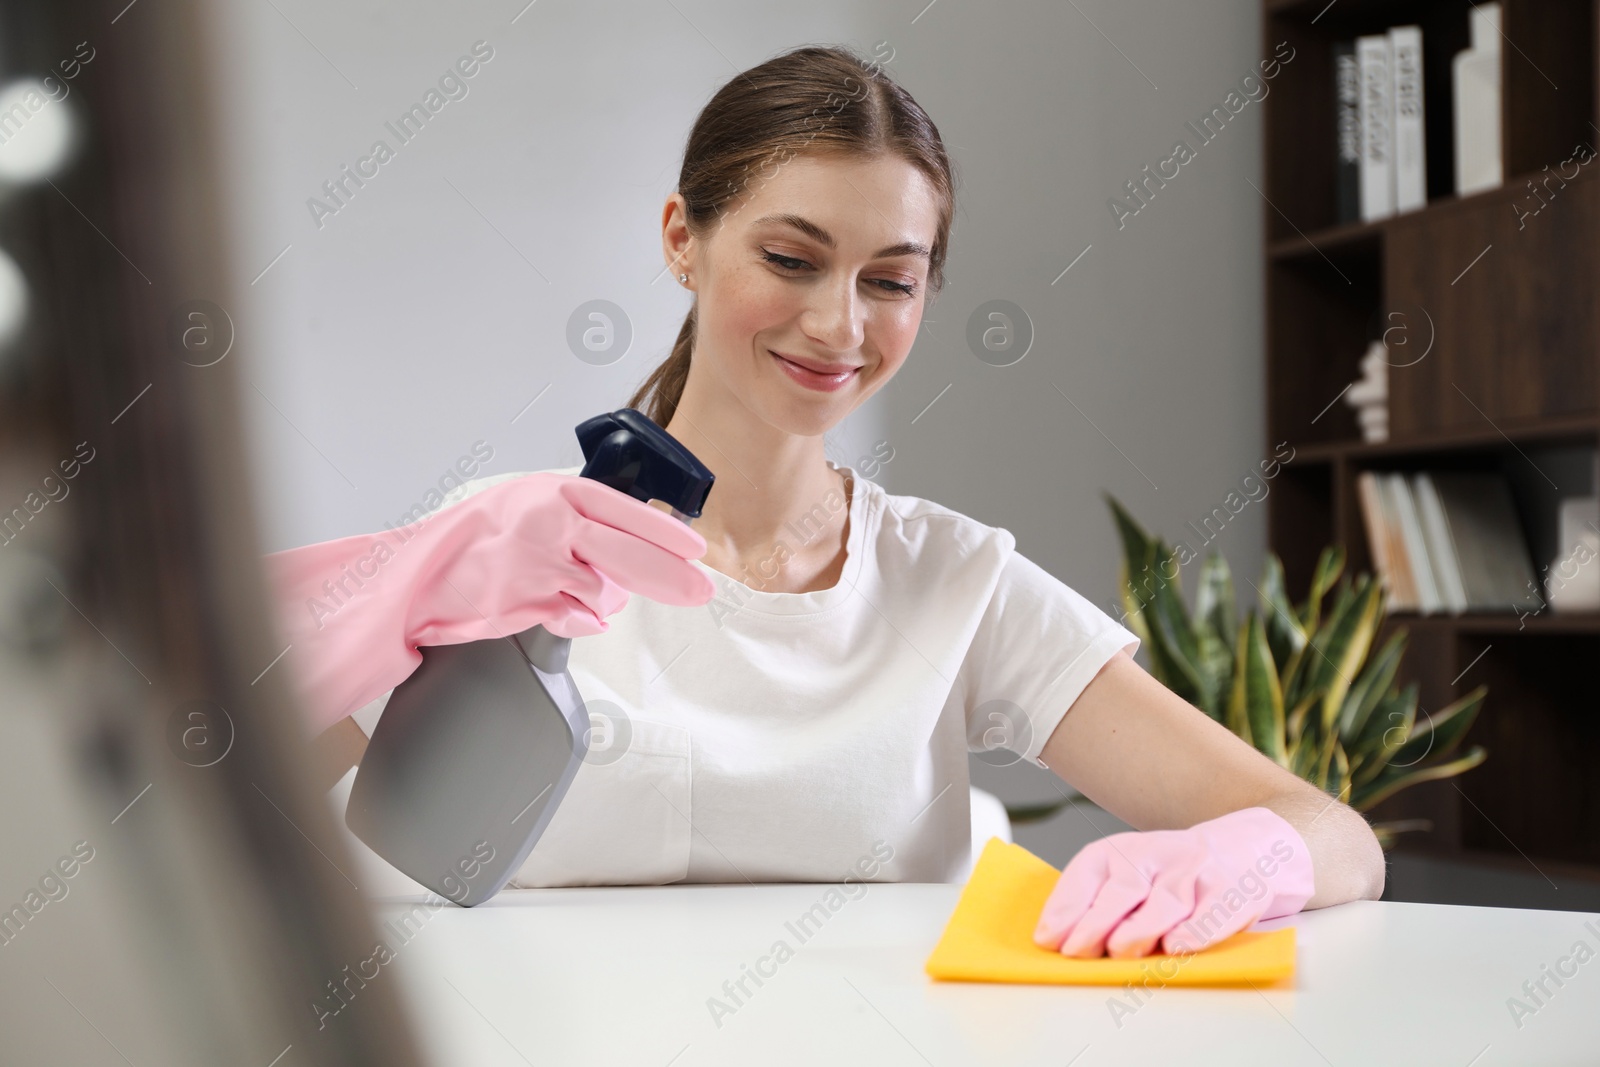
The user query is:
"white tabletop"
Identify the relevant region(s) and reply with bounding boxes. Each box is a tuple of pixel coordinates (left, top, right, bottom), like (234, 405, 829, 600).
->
(355, 882, 1600, 1066)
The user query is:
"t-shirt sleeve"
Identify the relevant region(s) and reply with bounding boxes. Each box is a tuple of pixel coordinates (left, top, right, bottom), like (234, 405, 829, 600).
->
(961, 546, 1140, 770)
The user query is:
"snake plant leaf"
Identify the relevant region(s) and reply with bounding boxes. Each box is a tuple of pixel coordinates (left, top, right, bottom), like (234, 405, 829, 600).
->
(1116, 558, 1152, 647)
(1349, 676, 1417, 766)
(1224, 620, 1252, 743)
(1225, 614, 1285, 759)
(1003, 796, 1079, 825)
(1141, 608, 1202, 706)
(1289, 726, 1323, 779)
(1300, 575, 1383, 737)
(1281, 574, 1354, 710)
(1110, 524, 1182, 692)
(1297, 544, 1346, 633)
(1193, 551, 1238, 656)
(1193, 625, 1232, 720)
(1351, 681, 1419, 789)
(1146, 541, 1212, 710)
(1338, 629, 1407, 746)
(1325, 740, 1352, 803)
(1389, 686, 1487, 770)
(1102, 500, 1490, 845)
(1284, 686, 1325, 758)
(1107, 494, 1161, 611)
(1350, 745, 1488, 812)
(1318, 575, 1382, 735)
(1257, 555, 1307, 673)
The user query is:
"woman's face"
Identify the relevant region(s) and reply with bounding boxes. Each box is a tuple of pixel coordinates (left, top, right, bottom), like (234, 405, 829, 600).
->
(666, 151, 941, 438)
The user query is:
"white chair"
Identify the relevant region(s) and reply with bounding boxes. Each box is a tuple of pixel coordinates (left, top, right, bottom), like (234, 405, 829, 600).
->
(964, 785, 1012, 881)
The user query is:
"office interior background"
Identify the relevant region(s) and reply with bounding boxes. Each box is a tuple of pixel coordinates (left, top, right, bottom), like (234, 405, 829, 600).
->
(2, 0, 1598, 1062)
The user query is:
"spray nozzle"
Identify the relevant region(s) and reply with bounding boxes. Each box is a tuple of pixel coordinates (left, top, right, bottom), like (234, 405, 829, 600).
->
(576, 408, 714, 519)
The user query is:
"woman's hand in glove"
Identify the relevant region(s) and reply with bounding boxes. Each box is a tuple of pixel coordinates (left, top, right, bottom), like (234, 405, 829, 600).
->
(1031, 806, 1316, 958)
(262, 473, 715, 736)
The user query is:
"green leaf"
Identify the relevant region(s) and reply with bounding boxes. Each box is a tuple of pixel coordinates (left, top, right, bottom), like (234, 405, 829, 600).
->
(1289, 728, 1322, 779)
(1285, 688, 1324, 748)
(1330, 576, 1385, 720)
(1107, 494, 1159, 612)
(1116, 558, 1152, 647)
(1145, 541, 1209, 708)
(1351, 681, 1419, 786)
(1257, 555, 1307, 674)
(1192, 624, 1232, 720)
(1222, 607, 1286, 758)
(1338, 629, 1407, 746)
(1297, 544, 1347, 633)
(1193, 551, 1237, 656)
(1003, 797, 1079, 825)
(1389, 686, 1487, 770)
(1299, 575, 1383, 735)
(1232, 614, 1286, 764)
(1351, 746, 1488, 812)
(1325, 740, 1352, 803)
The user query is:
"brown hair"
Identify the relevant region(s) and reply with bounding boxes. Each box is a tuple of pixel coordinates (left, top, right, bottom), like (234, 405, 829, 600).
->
(627, 44, 958, 426)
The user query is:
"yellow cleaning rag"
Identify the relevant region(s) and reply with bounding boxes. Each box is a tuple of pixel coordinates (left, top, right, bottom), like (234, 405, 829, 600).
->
(924, 837, 1297, 986)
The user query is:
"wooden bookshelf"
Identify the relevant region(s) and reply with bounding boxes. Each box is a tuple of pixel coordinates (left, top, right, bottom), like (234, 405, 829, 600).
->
(1261, 0, 1600, 881)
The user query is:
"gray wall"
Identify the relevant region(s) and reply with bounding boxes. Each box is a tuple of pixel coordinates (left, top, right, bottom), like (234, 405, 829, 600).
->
(207, 0, 1274, 867)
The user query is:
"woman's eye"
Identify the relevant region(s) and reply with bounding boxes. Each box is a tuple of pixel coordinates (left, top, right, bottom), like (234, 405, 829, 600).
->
(761, 250, 809, 271)
(761, 249, 917, 297)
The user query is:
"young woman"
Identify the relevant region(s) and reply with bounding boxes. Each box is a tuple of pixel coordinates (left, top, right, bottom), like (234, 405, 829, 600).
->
(271, 45, 1383, 959)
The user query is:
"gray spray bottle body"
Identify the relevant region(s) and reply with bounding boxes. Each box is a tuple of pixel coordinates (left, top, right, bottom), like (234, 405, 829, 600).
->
(344, 409, 714, 906)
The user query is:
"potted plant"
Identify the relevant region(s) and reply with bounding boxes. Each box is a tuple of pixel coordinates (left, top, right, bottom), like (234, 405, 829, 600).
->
(1005, 496, 1487, 850)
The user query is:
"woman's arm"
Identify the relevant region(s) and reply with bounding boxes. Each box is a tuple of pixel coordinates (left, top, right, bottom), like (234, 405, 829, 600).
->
(1038, 649, 1386, 909)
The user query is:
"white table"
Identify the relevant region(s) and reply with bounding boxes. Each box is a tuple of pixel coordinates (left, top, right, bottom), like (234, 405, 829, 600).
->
(356, 882, 1600, 1066)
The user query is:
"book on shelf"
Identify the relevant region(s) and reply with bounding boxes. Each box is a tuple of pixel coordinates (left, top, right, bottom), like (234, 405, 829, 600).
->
(1356, 33, 1394, 222)
(1390, 25, 1426, 214)
(1454, 2, 1503, 196)
(1412, 474, 1469, 613)
(1355, 470, 1540, 614)
(1334, 24, 1427, 224)
(1333, 40, 1362, 225)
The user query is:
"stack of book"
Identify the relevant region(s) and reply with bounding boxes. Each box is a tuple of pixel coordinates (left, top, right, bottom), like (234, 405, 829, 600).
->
(1356, 470, 1541, 614)
(1332, 5, 1505, 224)
(1334, 24, 1427, 223)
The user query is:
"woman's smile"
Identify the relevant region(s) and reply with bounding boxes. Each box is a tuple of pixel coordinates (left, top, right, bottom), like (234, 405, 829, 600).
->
(768, 349, 861, 392)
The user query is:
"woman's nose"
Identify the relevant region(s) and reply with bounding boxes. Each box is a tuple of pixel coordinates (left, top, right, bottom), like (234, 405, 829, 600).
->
(800, 276, 866, 353)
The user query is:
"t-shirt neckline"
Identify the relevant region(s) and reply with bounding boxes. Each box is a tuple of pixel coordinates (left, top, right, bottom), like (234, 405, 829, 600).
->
(691, 461, 871, 615)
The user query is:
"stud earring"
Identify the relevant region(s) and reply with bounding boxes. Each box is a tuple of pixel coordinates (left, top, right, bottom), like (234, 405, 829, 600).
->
(679, 273, 688, 283)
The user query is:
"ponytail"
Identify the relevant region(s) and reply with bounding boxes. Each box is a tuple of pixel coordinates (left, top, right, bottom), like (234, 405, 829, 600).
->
(627, 304, 695, 426)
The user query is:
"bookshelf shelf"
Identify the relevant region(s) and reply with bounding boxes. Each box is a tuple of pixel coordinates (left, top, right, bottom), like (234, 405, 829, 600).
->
(1267, 163, 1600, 262)
(1389, 611, 1600, 635)
(1261, 0, 1600, 891)
(1291, 412, 1600, 462)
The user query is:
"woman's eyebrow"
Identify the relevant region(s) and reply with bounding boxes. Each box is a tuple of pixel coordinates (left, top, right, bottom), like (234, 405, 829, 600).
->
(753, 212, 930, 259)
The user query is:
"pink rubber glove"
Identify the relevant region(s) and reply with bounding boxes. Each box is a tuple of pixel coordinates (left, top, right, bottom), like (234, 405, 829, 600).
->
(1032, 806, 1316, 959)
(262, 472, 716, 737)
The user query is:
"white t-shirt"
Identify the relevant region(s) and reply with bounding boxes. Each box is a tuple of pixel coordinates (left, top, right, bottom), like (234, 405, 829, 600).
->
(351, 462, 1139, 887)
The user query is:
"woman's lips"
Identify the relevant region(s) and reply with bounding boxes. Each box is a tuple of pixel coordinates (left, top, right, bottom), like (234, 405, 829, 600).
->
(770, 350, 860, 392)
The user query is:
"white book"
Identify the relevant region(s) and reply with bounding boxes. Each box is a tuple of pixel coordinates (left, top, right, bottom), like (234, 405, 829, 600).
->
(1357, 34, 1395, 221)
(1357, 472, 1394, 595)
(1454, 3, 1503, 195)
(1376, 474, 1417, 611)
(1390, 25, 1426, 212)
(1412, 473, 1468, 613)
(1388, 473, 1441, 613)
